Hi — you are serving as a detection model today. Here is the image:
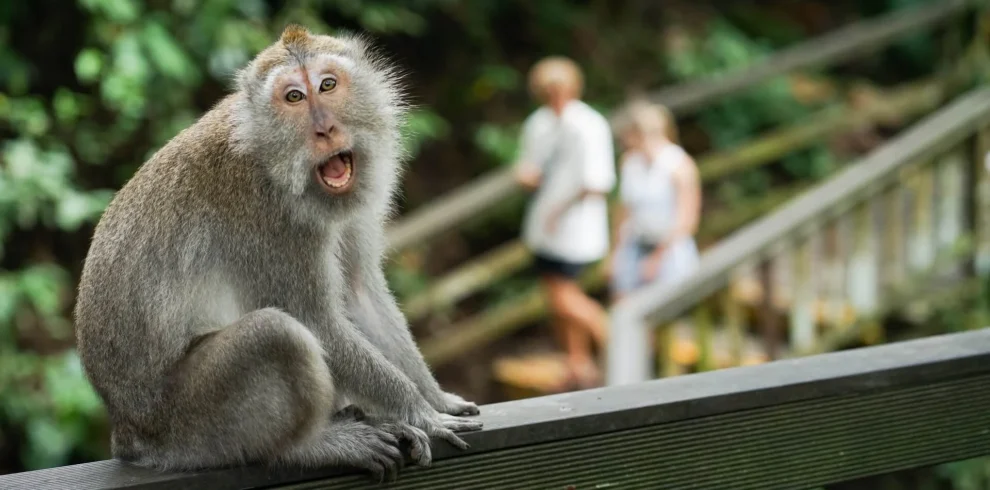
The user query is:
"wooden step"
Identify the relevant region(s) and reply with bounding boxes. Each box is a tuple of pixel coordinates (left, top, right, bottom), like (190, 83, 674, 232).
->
(492, 324, 773, 397)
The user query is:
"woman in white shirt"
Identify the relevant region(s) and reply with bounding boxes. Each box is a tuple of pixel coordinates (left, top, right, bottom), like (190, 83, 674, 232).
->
(606, 100, 702, 301)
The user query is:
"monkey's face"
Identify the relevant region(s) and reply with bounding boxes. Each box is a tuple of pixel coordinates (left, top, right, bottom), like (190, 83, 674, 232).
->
(268, 55, 359, 197)
(234, 27, 407, 217)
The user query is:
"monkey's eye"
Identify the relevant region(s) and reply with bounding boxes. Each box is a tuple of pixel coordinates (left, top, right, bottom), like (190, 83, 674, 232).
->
(320, 77, 337, 92)
(285, 90, 304, 103)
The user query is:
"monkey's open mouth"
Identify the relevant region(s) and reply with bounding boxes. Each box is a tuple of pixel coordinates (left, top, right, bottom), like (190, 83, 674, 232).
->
(316, 150, 355, 194)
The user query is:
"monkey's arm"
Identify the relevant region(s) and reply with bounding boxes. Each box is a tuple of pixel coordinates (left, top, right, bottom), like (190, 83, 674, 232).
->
(343, 217, 481, 417)
(316, 297, 480, 448)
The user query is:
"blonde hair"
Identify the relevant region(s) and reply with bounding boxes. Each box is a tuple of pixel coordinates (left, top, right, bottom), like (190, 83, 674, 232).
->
(611, 99, 679, 144)
(527, 56, 584, 102)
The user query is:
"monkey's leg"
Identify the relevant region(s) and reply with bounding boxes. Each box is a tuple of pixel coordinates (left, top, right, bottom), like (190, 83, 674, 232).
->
(145, 308, 402, 477)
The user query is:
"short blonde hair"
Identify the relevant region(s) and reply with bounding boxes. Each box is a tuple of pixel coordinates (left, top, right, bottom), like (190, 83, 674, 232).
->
(527, 56, 584, 102)
(611, 98, 679, 144)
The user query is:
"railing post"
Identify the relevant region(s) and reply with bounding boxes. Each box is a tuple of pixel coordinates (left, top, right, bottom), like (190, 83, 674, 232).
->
(848, 201, 880, 316)
(976, 126, 990, 275)
(606, 303, 652, 386)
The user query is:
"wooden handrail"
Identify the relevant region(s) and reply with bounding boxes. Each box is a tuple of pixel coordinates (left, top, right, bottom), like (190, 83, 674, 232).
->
(385, 0, 976, 253)
(3, 328, 989, 489)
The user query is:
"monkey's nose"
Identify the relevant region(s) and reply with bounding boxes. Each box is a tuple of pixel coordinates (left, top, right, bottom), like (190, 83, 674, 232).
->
(314, 125, 335, 139)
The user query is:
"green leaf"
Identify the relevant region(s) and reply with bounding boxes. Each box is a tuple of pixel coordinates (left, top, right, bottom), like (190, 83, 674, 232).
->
(74, 49, 104, 84)
(0, 274, 21, 338)
(141, 21, 200, 85)
(80, 0, 141, 23)
(17, 265, 69, 318)
(52, 88, 83, 125)
(22, 416, 74, 470)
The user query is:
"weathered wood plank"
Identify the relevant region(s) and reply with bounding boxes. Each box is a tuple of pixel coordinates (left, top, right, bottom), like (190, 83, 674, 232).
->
(3, 328, 989, 489)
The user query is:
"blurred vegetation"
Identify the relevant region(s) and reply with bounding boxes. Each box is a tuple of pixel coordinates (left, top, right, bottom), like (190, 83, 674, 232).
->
(0, 0, 983, 479)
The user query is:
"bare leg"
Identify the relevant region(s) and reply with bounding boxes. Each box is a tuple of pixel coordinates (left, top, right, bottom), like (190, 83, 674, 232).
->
(545, 277, 608, 347)
(541, 276, 605, 390)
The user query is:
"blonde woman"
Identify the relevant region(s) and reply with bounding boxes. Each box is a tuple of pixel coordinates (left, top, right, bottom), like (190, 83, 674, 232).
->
(606, 100, 701, 302)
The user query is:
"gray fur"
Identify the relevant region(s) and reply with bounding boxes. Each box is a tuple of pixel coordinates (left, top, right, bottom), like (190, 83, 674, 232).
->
(73, 27, 480, 482)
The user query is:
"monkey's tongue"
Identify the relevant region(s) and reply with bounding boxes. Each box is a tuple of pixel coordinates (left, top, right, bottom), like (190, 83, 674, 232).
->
(320, 154, 352, 188)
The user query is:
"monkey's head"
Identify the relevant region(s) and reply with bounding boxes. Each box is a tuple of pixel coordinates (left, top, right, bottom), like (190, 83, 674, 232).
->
(231, 25, 408, 218)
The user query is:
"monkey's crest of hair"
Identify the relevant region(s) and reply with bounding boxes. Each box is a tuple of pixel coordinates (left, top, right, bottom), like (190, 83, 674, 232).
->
(279, 23, 311, 47)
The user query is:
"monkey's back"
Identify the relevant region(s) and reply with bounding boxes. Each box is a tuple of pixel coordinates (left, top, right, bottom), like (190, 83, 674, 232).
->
(74, 95, 250, 422)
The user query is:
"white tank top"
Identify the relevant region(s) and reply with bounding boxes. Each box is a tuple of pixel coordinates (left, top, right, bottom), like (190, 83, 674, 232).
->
(619, 143, 687, 244)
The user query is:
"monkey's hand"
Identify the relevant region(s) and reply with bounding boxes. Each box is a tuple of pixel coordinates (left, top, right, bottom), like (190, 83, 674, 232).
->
(433, 391, 480, 417)
(406, 408, 483, 452)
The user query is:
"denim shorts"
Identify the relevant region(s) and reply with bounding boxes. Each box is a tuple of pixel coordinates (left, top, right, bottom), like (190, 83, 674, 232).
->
(610, 237, 700, 295)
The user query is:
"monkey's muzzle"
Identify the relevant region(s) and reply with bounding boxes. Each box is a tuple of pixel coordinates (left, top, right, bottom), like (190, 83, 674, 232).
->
(316, 150, 355, 194)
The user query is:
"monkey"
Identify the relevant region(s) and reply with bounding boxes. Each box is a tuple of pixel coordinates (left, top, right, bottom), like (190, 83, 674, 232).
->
(72, 25, 482, 483)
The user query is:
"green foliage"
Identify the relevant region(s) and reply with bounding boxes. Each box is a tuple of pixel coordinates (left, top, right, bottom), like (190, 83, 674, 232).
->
(665, 18, 832, 200)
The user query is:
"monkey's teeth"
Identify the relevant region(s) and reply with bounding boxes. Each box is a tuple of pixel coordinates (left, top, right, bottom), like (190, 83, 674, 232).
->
(322, 162, 353, 189)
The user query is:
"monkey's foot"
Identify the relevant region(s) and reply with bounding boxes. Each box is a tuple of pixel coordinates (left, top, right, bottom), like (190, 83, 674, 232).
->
(436, 392, 480, 417)
(336, 408, 433, 467)
(285, 420, 404, 483)
(375, 422, 432, 467)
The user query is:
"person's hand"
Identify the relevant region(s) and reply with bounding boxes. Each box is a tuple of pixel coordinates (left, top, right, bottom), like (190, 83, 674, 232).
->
(640, 244, 668, 282)
(603, 254, 615, 281)
(516, 167, 541, 191)
(545, 205, 565, 234)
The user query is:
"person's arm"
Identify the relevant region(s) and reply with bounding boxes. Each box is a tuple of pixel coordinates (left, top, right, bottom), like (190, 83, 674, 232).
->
(546, 119, 616, 230)
(667, 152, 702, 243)
(603, 153, 632, 275)
(513, 113, 549, 192)
(641, 151, 701, 280)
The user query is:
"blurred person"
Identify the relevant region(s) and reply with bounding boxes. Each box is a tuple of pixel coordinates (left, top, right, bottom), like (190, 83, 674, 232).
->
(513, 56, 616, 390)
(606, 99, 701, 303)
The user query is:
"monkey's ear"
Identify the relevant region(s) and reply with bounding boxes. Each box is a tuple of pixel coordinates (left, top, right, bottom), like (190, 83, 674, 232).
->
(280, 24, 311, 46)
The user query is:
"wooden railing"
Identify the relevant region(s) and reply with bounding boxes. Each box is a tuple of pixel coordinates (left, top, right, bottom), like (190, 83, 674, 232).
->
(3, 328, 989, 489)
(606, 86, 990, 386)
(412, 0, 983, 368)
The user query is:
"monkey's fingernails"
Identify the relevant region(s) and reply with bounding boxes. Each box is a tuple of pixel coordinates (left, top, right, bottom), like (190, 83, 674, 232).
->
(442, 431, 469, 450)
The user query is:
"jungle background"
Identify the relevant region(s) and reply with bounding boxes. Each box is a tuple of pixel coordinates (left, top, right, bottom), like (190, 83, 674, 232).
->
(2, 0, 989, 487)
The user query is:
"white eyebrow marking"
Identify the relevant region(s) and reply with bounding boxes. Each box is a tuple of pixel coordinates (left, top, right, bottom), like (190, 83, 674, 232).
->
(262, 65, 299, 98)
(313, 53, 355, 72)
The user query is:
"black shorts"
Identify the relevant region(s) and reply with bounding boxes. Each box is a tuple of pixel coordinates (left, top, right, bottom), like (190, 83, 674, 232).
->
(532, 253, 592, 279)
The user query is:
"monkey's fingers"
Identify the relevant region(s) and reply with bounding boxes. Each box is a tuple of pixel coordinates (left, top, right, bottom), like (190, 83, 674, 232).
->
(439, 413, 484, 432)
(381, 422, 432, 467)
(442, 392, 481, 416)
(434, 428, 470, 451)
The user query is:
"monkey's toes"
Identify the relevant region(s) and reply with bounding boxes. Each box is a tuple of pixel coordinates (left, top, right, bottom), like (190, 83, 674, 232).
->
(439, 413, 484, 432)
(367, 436, 403, 483)
(381, 422, 432, 467)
